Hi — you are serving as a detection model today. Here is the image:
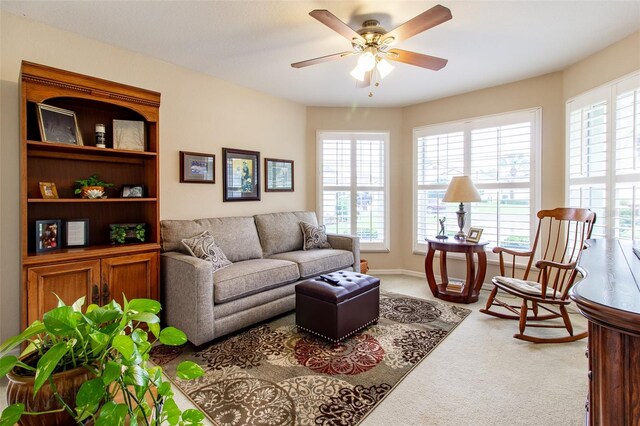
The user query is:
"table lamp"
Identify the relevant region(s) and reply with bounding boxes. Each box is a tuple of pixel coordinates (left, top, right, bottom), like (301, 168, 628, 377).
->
(442, 176, 481, 240)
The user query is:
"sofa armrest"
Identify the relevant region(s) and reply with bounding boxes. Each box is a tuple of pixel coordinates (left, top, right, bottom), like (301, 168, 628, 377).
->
(160, 252, 216, 346)
(327, 234, 361, 273)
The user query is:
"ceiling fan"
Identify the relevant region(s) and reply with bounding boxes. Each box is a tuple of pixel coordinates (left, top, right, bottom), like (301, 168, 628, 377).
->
(291, 5, 452, 93)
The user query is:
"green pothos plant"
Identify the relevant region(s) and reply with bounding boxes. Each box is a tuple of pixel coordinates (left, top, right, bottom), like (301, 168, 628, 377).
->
(0, 296, 204, 426)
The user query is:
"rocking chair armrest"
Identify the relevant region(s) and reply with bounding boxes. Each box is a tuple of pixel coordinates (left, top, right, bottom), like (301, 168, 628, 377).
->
(535, 259, 576, 271)
(492, 246, 534, 257)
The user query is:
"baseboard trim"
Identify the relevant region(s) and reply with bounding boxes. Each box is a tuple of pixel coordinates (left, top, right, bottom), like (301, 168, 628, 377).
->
(368, 269, 494, 291)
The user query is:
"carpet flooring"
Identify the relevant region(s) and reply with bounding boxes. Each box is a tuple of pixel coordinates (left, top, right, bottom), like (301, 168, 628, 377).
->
(150, 291, 471, 426)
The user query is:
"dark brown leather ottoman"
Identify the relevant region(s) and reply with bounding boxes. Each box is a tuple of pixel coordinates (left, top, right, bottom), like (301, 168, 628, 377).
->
(295, 271, 380, 342)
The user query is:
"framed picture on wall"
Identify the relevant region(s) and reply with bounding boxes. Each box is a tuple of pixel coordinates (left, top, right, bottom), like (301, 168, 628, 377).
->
(180, 151, 215, 183)
(264, 158, 294, 192)
(222, 148, 260, 201)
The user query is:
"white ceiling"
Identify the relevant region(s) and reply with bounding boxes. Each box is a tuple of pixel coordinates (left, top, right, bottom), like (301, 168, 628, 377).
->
(2, 1, 640, 107)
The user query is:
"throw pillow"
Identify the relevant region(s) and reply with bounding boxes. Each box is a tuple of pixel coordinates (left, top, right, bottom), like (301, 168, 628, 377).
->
(300, 221, 332, 250)
(181, 231, 232, 271)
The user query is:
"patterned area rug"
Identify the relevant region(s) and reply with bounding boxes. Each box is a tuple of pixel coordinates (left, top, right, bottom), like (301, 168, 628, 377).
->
(150, 291, 470, 426)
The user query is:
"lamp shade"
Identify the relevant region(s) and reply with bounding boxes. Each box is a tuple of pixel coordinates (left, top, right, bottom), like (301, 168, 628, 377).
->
(442, 176, 481, 202)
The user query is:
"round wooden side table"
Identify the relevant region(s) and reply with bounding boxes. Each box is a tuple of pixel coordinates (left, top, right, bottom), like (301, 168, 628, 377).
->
(424, 237, 488, 304)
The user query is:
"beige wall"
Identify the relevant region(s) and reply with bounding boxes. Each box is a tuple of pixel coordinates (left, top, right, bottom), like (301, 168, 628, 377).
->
(305, 107, 403, 270)
(0, 12, 307, 341)
(563, 31, 640, 100)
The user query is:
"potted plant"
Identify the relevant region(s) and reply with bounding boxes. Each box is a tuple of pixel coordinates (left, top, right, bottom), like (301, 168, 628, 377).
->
(0, 296, 205, 426)
(73, 174, 114, 198)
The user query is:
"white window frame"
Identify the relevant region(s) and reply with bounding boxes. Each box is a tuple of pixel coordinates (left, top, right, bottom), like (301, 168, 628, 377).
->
(566, 70, 640, 239)
(317, 130, 390, 252)
(413, 108, 542, 256)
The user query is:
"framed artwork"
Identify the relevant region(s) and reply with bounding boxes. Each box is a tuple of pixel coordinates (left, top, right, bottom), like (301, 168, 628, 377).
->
(113, 119, 145, 151)
(35, 219, 61, 253)
(121, 184, 145, 198)
(180, 151, 215, 183)
(36, 103, 83, 146)
(64, 219, 89, 247)
(466, 227, 484, 243)
(264, 158, 294, 192)
(109, 223, 146, 244)
(222, 148, 260, 202)
(39, 182, 59, 199)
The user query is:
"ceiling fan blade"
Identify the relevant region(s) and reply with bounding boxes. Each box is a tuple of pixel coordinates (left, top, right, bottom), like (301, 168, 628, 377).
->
(291, 51, 355, 68)
(381, 4, 452, 44)
(355, 71, 371, 88)
(387, 49, 448, 70)
(310, 9, 365, 44)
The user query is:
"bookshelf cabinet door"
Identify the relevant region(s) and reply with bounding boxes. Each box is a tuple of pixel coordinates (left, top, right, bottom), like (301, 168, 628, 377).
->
(26, 260, 101, 324)
(101, 252, 158, 306)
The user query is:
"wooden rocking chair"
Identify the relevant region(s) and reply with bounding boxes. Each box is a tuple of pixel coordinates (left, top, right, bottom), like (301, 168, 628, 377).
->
(480, 208, 596, 343)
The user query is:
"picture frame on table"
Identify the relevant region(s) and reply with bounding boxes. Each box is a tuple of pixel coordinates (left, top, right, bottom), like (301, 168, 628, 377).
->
(64, 219, 89, 247)
(466, 227, 484, 243)
(222, 148, 260, 201)
(180, 151, 215, 183)
(264, 158, 294, 192)
(121, 184, 145, 198)
(39, 182, 59, 199)
(36, 103, 83, 146)
(35, 219, 61, 253)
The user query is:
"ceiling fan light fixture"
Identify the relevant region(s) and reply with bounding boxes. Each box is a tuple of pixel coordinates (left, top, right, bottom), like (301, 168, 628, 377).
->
(350, 64, 367, 81)
(357, 48, 377, 72)
(376, 58, 394, 79)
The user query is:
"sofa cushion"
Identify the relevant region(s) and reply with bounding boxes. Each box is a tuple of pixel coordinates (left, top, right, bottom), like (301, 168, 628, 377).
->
(300, 221, 332, 250)
(195, 217, 262, 262)
(160, 220, 206, 253)
(181, 231, 232, 271)
(268, 249, 354, 279)
(254, 211, 318, 256)
(213, 259, 300, 303)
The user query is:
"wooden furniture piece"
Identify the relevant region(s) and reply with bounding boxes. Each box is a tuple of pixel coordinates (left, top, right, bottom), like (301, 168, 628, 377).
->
(570, 239, 640, 426)
(480, 208, 595, 343)
(424, 237, 488, 303)
(20, 61, 161, 328)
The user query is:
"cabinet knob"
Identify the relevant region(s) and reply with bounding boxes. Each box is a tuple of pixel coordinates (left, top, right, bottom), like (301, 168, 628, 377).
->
(588, 370, 592, 381)
(92, 285, 100, 305)
(584, 348, 589, 359)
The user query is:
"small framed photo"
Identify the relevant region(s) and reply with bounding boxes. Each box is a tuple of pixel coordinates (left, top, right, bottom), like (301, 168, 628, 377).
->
(180, 151, 215, 183)
(121, 184, 145, 198)
(64, 219, 89, 247)
(35, 219, 61, 253)
(36, 103, 83, 146)
(265, 158, 294, 192)
(223, 148, 260, 202)
(113, 119, 145, 151)
(39, 182, 59, 199)
(466, 227, 484, 243)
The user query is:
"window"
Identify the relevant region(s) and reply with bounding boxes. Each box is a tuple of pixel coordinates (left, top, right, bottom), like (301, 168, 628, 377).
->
(567, 72, 640, 240)
(317, 131, 389, 251)
(414, 109, 541, 253)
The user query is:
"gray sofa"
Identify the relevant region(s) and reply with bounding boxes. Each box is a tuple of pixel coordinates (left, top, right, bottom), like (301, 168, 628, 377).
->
(159, 211, 360, 346)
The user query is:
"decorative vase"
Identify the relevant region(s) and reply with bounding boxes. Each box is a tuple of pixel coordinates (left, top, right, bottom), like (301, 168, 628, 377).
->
(81, 185, 105, 198)
(6, 359, 94, 426)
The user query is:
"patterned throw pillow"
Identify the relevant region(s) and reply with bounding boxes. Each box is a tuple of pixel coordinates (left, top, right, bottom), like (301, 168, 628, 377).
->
(181, 231, 232, 271)
(300, 221, 332, 250)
